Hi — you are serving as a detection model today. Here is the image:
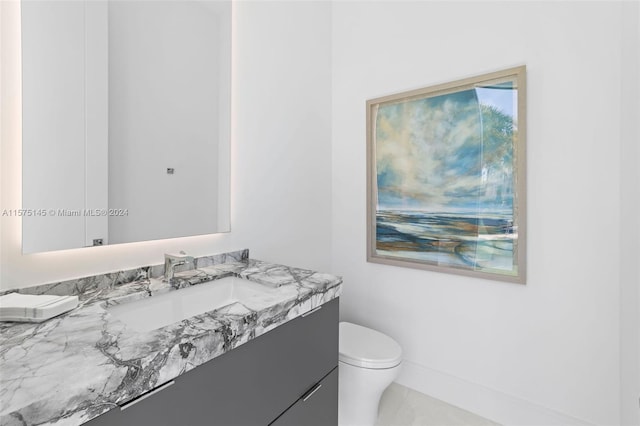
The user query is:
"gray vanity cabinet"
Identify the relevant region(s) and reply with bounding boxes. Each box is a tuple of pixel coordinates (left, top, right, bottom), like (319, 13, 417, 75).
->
(86, 298, 338, 426)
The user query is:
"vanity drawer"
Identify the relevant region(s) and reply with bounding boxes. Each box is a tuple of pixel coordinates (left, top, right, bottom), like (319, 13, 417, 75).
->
(269, 367, 338, 426)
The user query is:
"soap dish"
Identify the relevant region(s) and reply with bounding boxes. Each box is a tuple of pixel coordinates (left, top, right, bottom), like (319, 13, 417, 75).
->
(0, 293, 79, 322)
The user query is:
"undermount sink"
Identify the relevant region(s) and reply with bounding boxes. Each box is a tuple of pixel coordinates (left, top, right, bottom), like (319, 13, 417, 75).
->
(107, 276, 293, 332)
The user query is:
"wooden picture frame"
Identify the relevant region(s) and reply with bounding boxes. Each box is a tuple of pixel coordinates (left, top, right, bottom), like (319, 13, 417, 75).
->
(366, 66, 526, 283)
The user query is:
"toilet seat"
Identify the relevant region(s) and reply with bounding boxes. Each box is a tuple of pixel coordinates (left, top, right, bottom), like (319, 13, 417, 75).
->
(339, 322, 402, 369)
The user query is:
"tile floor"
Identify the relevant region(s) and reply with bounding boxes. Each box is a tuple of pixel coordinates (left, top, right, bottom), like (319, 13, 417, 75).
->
(375, 383, 500, 426)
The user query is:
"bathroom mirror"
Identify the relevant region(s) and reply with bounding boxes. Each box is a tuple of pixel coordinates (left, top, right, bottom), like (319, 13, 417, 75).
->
(21, 0, 231, 253)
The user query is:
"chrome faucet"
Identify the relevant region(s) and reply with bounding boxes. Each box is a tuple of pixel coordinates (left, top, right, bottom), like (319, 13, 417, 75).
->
(164, 252, 195, 286)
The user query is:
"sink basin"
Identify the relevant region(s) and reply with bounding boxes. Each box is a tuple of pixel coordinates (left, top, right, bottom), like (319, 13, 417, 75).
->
(107, 276, 293, 332)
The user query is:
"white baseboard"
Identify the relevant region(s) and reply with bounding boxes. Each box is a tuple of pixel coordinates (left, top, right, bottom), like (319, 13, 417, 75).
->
(396, 360, 594, 426)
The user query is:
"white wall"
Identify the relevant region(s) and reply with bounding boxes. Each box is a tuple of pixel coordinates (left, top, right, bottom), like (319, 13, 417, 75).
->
(0, 0, 332, 289)
(332, 1, 637, 425)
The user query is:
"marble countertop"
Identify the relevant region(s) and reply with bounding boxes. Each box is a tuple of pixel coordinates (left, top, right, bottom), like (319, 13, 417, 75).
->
(0, 257, 342, 426)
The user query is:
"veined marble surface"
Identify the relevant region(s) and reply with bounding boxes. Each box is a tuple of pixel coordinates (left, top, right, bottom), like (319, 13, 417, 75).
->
(0, 253, 342, 426)
(0, 249, 249, 298)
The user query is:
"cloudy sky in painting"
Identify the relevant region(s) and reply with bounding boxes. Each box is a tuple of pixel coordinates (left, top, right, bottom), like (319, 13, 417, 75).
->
(375, 85, 516, 213)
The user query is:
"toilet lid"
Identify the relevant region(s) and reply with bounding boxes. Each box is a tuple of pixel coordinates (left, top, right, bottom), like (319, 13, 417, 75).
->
(339, 322, 402, 369)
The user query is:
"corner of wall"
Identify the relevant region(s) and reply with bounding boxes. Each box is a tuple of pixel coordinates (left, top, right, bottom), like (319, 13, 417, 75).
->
(620, 2, 640, 424)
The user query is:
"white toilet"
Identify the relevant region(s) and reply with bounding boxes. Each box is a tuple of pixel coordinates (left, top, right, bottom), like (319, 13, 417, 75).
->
(338, 322, 402, 426)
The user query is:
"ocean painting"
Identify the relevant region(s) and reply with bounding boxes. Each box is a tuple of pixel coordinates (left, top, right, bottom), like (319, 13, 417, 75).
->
(368, 68, 525, 282)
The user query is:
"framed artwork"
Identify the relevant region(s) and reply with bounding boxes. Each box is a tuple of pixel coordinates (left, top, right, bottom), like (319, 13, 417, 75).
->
(366, 66, 526, 283)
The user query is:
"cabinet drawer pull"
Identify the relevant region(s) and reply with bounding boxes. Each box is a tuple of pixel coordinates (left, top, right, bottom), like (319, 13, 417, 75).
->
(301, 305, 322, 318)
(302, 383, 322, 402)
(119, 380, 175, 411)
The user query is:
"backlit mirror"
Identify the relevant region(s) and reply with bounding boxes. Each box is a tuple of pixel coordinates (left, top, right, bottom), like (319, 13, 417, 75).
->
(21, 0, 231, 253)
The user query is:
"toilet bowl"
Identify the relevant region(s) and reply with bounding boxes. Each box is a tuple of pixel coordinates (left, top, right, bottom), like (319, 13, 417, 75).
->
(338, 322, 402, 426)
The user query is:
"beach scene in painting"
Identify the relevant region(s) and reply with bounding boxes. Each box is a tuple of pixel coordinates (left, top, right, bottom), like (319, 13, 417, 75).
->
(374, 80, 519, 276)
